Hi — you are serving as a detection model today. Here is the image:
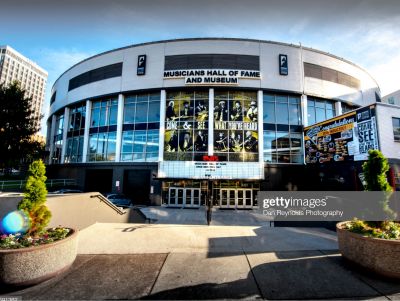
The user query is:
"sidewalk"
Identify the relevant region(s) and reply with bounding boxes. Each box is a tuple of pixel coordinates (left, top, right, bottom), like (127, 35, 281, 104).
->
(2, 223, 400, 300)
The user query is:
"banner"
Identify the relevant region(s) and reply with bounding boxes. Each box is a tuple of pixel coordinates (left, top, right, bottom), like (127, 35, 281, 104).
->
(304, 105, 378, 163)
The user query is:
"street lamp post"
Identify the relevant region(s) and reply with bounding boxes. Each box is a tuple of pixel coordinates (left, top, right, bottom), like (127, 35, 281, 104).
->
(205, 174, 212, 226)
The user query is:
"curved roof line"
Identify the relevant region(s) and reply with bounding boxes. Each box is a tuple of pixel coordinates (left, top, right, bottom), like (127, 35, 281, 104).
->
(51, 37, 380, 90)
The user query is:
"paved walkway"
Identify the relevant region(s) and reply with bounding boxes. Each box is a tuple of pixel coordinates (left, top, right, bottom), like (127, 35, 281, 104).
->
(2, 223, 400, 300)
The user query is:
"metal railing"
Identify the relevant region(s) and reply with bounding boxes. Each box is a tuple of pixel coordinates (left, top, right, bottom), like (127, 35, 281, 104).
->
(0, 179, 76, 191)
(90, 194, 126, 215)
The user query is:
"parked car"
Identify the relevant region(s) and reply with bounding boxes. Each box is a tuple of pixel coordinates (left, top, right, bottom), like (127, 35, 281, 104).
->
(105, 193, 133, 208)
(52, 189, 83, 194)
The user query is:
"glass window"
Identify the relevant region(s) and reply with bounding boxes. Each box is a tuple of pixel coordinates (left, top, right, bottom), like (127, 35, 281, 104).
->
(276, 132, 290, 163)
(107, 132, 116, 161)
(91, 107, 100, 127)
(289, 103, 301, 125)
(148, 101, 160, 122)
(133, 130, 146, 153)
(263, 131, 276, 163)
(276, 102, 289, 124)
(264, 101, 275, 123)
(122, 131, 133, 154)
(109, 105, 118, 125)
(124, 102, 135, 124)
(316, 107, 325, 123)
(135, 102, 148, 123)
(393, 117, 400, 141)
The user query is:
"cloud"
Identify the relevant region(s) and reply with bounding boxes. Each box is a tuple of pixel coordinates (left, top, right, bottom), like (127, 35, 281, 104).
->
(35, 48, 94, 135)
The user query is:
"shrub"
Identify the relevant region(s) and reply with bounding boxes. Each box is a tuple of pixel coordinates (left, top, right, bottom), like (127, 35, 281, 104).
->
(17, 160, 51, 236)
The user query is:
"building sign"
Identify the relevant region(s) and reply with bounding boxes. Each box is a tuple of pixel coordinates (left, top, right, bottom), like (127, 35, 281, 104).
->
(137, 55, 146, 75)
(279, 54, 288, 75)
(160, 91, 263, 179)
(304, 105, 379, 163)
(163, 69, 261, 86)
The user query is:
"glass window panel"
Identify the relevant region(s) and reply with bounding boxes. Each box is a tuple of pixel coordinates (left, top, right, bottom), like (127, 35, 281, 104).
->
(325, 102, 335, 110)
(88, 134, 97, 161)
(326, 109, 334, 119)
(135, 102, 148, 123)
(263, 94, 274, 102)
(315, 100, 325, 108)
(122, 131, 133, 153)
(133, 130, 146, 152)
(393, 117, 400, 141)
(99, 107, 107, 126)
(276, 95, 287, 103)
(148, 101, 160, 122)
(137, 94, 148, 102)
(92, 101, 101, 108)
(124, 103, 135, 124)
(263, 131, 275, 163)
(107, 132, 116, 161)
(132, 153, 146, 162)
(97, 133, 107, 161)
(149, 93, 161, 101)
(146, 153, 158, 162)
(78, 136, 84, 161)
(308, 106, 316, 125)
(289, 104, 301, 125)
(263, 101, 275, 123)
(316, 108, 325, 123)
(276, 102, 289, 124)
(109, 105, 118, 125)
(291, 149, 303, 164)
(91, 107, 100, 127)
(289, 96, 300, 104)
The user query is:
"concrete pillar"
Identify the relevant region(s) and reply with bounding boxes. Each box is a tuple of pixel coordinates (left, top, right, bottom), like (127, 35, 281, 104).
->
(60, 107, 70, 163)
(115, 94, 124, 162)
(257, 90, 264, 164)
(158, 90, 166, 162)
(48, 114, 57, 164)
(82, 100, 92, 163)
(335, 101, 342, 116)
(208, 88, 214, 156)
(301, 95, 308, 127)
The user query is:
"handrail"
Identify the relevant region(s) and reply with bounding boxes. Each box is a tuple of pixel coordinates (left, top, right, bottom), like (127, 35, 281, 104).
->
(0, 179, 76, 190)
(90, 194, 126, 215)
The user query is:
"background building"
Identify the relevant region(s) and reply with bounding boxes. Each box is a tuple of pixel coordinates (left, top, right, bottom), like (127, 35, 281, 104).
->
(46, 38, 380, 207)
(382, 89, 400, 106)
(0, 45, 48, 125)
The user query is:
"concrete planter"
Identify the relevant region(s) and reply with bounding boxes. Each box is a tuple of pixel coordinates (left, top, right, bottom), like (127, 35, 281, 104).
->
(337, 222, 400, 279)
(0, 228, 78, 286)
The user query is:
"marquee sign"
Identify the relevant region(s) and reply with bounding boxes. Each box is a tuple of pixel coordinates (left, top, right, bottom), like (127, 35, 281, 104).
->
(304, 105, 379, 163)
(163, 69, 261, 85)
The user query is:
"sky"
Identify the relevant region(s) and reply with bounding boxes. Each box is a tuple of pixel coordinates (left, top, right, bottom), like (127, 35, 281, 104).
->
(1, 0, 400, 135)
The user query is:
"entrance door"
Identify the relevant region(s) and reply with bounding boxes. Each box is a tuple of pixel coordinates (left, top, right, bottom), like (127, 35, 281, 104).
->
(168, 188, 201, 208)
(219, 189, 253, 209)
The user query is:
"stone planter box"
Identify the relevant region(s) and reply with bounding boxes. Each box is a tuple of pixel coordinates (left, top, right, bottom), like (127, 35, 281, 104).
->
(337, 222, 400, 279)
(0, 228, 79, 286)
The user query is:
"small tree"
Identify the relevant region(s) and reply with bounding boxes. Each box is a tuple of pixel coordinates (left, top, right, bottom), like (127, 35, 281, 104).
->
(18, 160, 51, 236)
(362, 150, 395, 227)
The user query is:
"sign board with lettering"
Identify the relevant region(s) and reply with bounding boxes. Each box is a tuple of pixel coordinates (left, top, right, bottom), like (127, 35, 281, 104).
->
(137, 55, 146, 75)
(163, 69, 261, 86)
(279, 54, 288, 75)
(304, 105, 379, 163)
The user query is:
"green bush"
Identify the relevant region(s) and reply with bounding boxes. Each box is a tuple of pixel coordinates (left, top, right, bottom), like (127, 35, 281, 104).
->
(17, 160, 51, 236)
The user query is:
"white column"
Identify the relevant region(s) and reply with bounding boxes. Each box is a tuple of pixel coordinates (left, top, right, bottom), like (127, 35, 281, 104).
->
(115, 94, 124, 162)
(82, 100, 92, 163)
(208, 88, 214, 156)
(158, 90, 166, 161)
(48, 114, 57, 164)
(301, 95, 308, 127)
(60, 107, 70, 164)
(257, 90, 264, 165)
(335, 101, 343, 116)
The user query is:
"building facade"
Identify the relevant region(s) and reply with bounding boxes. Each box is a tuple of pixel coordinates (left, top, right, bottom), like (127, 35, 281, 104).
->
(382, 89, 400, 106)
(46, 38, 380, 207)
(0, 45, 48, 124)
